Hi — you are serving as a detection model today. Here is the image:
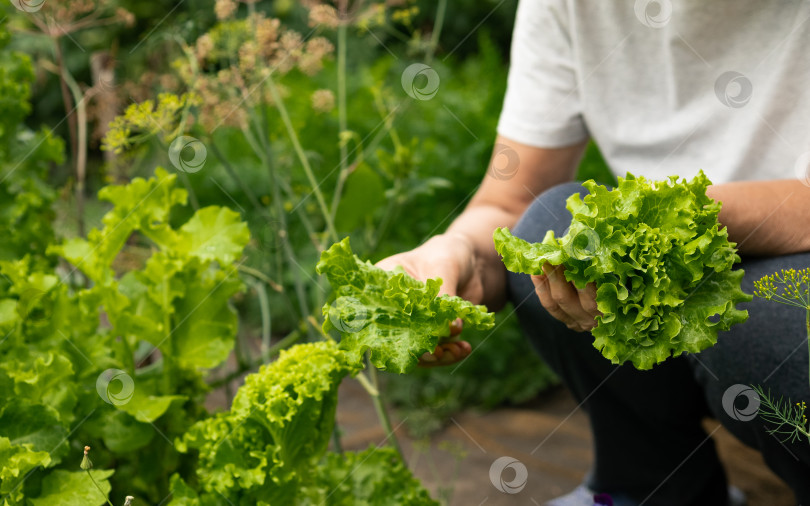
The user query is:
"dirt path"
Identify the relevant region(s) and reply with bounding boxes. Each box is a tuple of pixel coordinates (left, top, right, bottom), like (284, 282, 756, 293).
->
(336, 380, 794, 505)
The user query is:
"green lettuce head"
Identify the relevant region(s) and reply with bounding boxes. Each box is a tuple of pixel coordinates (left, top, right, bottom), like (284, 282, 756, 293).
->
(494, 171, 751, 370)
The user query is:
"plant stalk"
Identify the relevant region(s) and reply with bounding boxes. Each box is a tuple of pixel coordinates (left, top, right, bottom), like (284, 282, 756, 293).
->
(428, 0, 447, 61)
(358, 360, 404, 461)
(246, 104, 312, 335)
(52, 37, 78, 177)
(208, 136, 266, 215)
(51, 49, 88, 237)
(265, 78, 339, 244)
(84, 470, 114, 506)
(329, 22, 350, 222)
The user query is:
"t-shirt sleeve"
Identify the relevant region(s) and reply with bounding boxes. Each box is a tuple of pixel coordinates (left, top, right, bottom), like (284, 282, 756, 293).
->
(496, 0, 589, 147)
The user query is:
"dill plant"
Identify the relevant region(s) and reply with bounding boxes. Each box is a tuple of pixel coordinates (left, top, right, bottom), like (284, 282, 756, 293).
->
(752, 268, 810, 444)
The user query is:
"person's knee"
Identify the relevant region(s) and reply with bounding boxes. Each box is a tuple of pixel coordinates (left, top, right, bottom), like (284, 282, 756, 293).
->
(506, 182, 591, 366)
(507, 181, 587, 310)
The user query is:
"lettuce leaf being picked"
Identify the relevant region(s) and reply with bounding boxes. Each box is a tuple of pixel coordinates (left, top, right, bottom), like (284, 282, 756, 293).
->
(316, 238, 495, 373)
(494, 171, 751, 370)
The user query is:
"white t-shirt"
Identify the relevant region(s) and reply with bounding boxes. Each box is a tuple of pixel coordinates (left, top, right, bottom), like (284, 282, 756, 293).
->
(496, 0, 810, 184)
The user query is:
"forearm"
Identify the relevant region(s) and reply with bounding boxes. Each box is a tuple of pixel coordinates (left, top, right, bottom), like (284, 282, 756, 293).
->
(707, 179, 810, 256)
(444, 137, 587, 309)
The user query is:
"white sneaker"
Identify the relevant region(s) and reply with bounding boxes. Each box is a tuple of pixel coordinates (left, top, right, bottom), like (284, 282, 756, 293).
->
(544, 484, 636, 506)
(545, 484, 746, 506)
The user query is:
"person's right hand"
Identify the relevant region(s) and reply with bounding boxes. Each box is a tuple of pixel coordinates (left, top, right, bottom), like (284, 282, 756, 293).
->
(376, 233, 484, 367)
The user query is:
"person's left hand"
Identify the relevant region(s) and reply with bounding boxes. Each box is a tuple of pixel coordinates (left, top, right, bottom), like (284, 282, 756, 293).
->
(418, 318, 471, 367)
(530, 263, 601, 332)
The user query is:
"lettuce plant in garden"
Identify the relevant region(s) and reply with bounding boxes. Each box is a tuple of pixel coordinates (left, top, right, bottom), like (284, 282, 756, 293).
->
(0, 168, 250, 504)
(494, 171, 752, 369)
(1, 166, 486, 504)
(164, 239, 493, 505)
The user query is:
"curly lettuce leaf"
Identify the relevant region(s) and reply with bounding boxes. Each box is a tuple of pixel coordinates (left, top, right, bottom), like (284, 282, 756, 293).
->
(316, 238, 495, 373)
(494, 171, 751, 370)
(0, 436, 51, 501)
(178, 341, 359, 503)
(301, 446, 439, 505)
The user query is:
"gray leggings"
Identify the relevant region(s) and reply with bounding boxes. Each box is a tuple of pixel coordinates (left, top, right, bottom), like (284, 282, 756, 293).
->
(506, 182, 810, 505)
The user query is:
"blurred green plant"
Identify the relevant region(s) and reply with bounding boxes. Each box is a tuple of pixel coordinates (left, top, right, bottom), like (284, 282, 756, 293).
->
(0, 168, 250, 504)
(0, 23, 63, 272)
(4, 0, 134, 236)
(385, 309, 558, 438)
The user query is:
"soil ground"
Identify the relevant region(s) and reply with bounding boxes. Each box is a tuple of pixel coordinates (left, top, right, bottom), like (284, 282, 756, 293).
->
(335, 379, 795, 506)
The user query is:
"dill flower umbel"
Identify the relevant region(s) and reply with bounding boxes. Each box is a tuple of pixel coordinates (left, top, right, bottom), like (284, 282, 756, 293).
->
(312, 89, 335, 113)
(215, 0, 237, 20)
